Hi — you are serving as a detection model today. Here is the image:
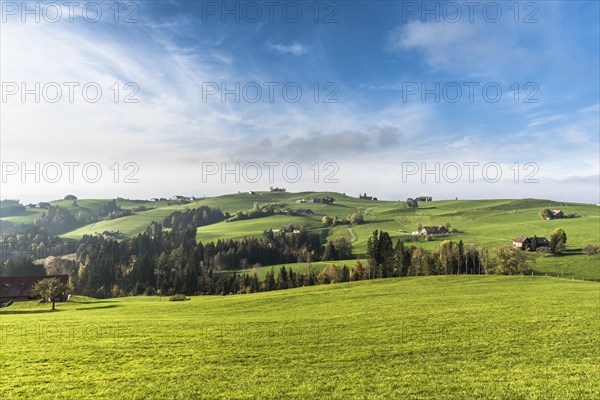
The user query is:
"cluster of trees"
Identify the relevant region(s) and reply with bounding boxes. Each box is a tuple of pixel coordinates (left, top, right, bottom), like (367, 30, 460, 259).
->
(227, 203, 275, 222)
(30, 200, 139, 235)
(363, 230, 528, 277)
(0, 200, 26, 217)
(99, 200, 132, 220)
(211, 229, 326, 269)
(405, 198, 419, 209)
(321, 216, 340, 227)
(0, 258, 46, 277)
(33, 207, 84, 235)
(211, 229, 533, 296)
(0, 226, 72, 262)
(321, 210, 365, 227)
(195, 262, 354, 296)
(72, 223, 350, 297)
(549, 228, 567, 255)
(163, 206, 226, 231)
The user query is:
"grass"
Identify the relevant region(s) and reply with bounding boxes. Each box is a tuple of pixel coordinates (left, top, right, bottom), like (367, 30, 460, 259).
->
(1, 276, 598, 399)
(2, 192, 598, 279)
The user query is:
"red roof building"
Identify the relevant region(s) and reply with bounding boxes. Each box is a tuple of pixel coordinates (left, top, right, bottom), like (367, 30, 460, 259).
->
(0, 275, 69, 300)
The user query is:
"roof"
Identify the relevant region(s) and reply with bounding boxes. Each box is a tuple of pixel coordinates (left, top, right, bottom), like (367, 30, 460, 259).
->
(514, 236, 549, 244)
(421, 226, 448, 234)
(0, 275, 68, 299)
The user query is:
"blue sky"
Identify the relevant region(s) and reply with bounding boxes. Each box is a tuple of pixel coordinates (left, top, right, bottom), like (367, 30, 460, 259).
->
(1, 0, 598, 203)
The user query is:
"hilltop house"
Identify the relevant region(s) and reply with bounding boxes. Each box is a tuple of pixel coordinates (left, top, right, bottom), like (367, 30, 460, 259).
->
(322, 196, 335, 204)
(416, 196, 433, 202)
(296, 196, 334, 204)
(513, 236, 549, 250)
(552, 210, 564, 218)
(171, 195, 193, 201)
(0, 275, 69, 301)
(359, 193, 378, 201)
(420, 226, 449, 236)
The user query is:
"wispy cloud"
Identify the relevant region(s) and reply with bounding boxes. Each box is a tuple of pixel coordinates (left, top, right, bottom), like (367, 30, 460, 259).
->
(528, 115, 566, 127)
(268, 42, 307, 56)
(386, 20, 532, 77)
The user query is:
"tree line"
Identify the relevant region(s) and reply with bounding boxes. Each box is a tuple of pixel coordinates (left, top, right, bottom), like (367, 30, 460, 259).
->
(72, 222, 350, 297)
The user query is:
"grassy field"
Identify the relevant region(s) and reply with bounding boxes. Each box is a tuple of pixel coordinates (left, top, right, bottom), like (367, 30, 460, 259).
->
(1, 275, 598, 399)
(3, 193, 597, 250)
(56, 195, 598, 254)
(2, 192, 598, 279)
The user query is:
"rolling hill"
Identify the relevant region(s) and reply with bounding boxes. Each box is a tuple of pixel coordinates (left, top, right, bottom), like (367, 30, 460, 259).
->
(2, 192, 598, 279)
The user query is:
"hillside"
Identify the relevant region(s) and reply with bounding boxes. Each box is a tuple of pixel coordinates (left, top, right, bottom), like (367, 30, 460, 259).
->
(27, 194, 600, 250)
(2, 192, 598, 279)
(1, 276, 598, 399)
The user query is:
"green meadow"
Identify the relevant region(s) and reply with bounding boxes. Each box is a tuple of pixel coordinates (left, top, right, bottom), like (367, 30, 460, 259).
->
(1, 276, 598, 399)
(2, 192, 598, 280)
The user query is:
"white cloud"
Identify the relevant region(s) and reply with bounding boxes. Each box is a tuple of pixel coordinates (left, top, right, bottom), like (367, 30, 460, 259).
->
(268, 42, 307, 56)
(528, 115, 566, 127)
(386, 20, 533, 77)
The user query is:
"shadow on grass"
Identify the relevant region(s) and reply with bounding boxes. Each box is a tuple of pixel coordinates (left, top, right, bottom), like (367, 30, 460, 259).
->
(0, 308, 65, 315)
(68, 299, 114, 304)
(361, 218, 395, 225)
(0, 304, 121, 314)
(74, 304, 121, 311)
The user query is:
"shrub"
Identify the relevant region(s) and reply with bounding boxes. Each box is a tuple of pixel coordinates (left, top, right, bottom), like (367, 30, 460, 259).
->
(583, 244, 599, 257)
(169, 294, 190, 301)
(492, 246, 529, 275)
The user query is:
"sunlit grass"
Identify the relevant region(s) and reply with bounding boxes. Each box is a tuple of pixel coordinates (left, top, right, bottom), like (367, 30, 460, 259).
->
(1, 276, 598, 399)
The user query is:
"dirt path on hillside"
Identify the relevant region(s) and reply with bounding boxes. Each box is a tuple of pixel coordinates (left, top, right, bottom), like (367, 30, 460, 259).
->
(348, 227, 357, 241)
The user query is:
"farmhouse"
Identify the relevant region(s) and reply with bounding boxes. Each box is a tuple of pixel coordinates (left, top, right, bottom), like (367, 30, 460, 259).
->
(0, 275, 69, 301)
(297, 196, 334, 204)
(552, 210, 564, 218)
(420, 226, 449, 236)
(513, 236, 549, 250)
(322, 196, 335, 204)
(359, 193, 378, 201)
(171, 195, 192, 201)
(416, 196, 433, 202)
